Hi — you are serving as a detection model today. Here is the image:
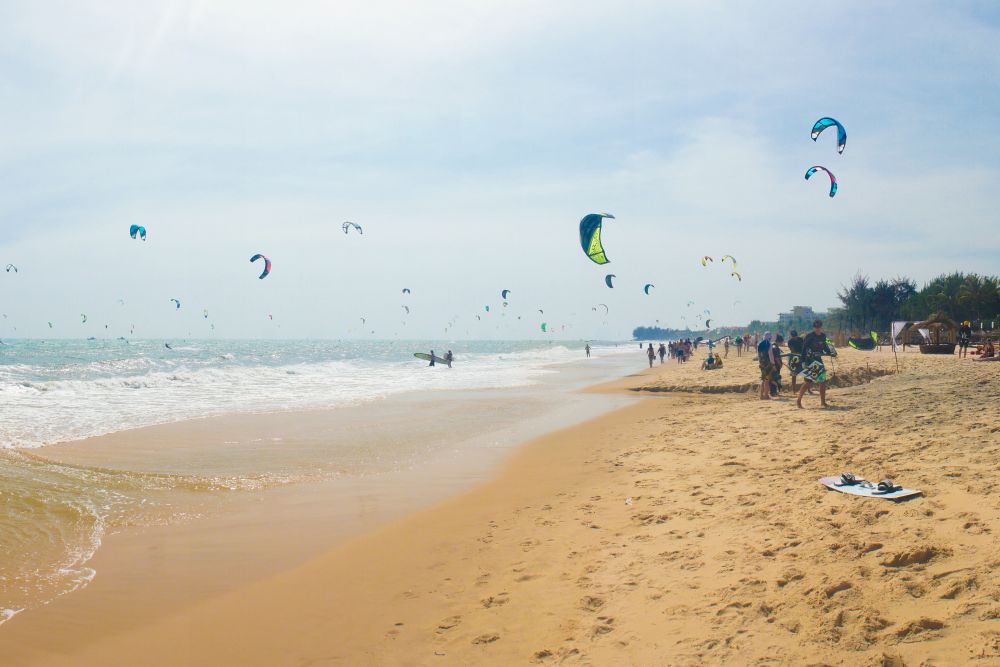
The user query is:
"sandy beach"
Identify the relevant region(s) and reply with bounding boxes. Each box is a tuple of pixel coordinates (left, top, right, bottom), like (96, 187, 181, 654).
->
(2, 347, 998, 665)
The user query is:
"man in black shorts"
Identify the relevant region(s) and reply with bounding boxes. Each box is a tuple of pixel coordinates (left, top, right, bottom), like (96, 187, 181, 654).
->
(787, 329, 804, 391)
(958, 321, 973, 358)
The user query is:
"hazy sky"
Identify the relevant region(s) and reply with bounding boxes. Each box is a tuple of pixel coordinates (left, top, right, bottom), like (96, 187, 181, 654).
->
(1, 1, 998, 339)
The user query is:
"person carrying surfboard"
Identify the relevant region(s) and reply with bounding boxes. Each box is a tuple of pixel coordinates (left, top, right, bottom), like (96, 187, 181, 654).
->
(796, 320, 833, 409)
(428, 350, 436, 367)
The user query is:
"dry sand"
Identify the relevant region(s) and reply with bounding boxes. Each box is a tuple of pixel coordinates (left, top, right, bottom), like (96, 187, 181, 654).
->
(3, 348, 999, 665)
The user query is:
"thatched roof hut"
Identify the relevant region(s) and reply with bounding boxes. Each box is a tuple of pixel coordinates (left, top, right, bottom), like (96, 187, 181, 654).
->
(904, 313, 958, 353)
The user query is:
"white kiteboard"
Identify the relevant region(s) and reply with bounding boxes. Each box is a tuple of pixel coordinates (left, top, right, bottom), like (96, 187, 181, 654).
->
(819, 477, 922, 501)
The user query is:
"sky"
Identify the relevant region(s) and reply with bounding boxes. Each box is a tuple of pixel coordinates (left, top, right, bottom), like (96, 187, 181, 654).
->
(1, 0, 998, 340)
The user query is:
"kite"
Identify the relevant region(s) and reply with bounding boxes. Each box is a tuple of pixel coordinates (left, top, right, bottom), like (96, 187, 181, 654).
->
(501, 289, 511, 300)
(80, 314, 87, 323)
(170, 298, 181, 309)
(700, 256, 713, 267)
(705, 319, 712, 329)
(805, 166, 838, 197)
(847, 331, 878, 351)
(538, 309, 544, 314)
(4, 264, 16, 273)
(476, 315, 481, 320)
(203, 309, 209, 319)
(687, 300, 695, 307)
(540, 322, 547, 332)
(810, 117, 846, 154)
(733, 300, 742, 307)
(268, 314, 273, 320)
(596, 303, 609, 315)
(48, 322, 53, 328)
(731, 271, 742, 281)
(342, 221, 363, 235)
(643, 283, 654, 295)
(250, 253, 272, 279)
(604, 274, 615, 288)
(360, 317, 366, 325)
(402, 305, 410, 314)
(721, 255, 737, 268)
(579, 213, 615, 265)
(117, 299, 125, 306)
(129, 225, 147, 241)
(485, 305, 490, 312)
(402, 288, 411, 294)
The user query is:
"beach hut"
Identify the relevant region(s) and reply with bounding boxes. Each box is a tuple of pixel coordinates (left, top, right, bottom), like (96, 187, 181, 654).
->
(904, 313, 958, 354)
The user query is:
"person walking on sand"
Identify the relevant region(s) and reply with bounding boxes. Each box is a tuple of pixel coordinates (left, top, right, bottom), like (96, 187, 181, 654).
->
(585, 343, 591, 358)
(723, 337, 730, 358)
(796, 320, 834, 408)
(658, 343, 666, 364)
(646, 343, 656, 368)
(757, 332, 775, 400)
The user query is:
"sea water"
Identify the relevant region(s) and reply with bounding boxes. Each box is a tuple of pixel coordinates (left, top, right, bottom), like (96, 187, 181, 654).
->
(0, 338, 633, 625)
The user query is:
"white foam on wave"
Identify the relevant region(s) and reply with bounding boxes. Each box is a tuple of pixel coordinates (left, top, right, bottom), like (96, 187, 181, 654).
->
(0, 608, 24, 627)
(0, 343, 631, 449)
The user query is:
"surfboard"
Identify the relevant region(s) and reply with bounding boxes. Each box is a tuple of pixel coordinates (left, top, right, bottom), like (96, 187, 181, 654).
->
(414, 353, 449, 365)
(819, 477, 922, 501)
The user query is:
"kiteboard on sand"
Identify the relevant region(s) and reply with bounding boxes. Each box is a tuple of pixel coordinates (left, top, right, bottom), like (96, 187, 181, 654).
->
(819, 476, 922, 501)
(414, 353, 449, 365)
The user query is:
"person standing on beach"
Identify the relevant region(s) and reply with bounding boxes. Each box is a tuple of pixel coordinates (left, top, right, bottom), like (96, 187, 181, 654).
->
(585, 343, 591, 358)
(770, 334, 785, 396)
(445, 350, 454, 368)
(657, 343, 666, 364)
(787, 329, 804, 391)
(723, 337, 730, 358)
(958, 321, 972, 358)
(735, 335, 743, 357)
(757, 332, 775, 400)
(646, 343, 656, 368)
(796, 320, 833, 408)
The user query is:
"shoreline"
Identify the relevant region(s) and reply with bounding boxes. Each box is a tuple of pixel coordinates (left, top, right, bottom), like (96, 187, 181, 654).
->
(0, 349, 642, 657)
(3, 348, 999, 665)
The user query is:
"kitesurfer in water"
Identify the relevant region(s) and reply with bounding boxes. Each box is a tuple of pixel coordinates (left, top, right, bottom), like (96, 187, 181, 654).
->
(428, 350, 436, 367)
(796, 320, 832, 409)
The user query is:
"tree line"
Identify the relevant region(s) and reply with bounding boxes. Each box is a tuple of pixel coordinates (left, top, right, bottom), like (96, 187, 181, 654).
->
(827, 272, 1000, 333)
(632, 271, 1000, 340)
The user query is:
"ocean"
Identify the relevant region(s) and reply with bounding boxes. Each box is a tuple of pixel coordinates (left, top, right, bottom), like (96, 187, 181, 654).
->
(0, 338, 635, 627)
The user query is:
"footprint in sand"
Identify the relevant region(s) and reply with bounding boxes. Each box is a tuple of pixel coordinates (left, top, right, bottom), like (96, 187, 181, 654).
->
(436, 616, 461, 634)
(472, 633, 500, 645)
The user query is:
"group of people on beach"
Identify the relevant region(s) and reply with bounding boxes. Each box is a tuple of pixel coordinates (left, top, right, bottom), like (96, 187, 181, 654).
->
(756, 319, 835, 408)
(958, 321, 998, 360)
(644, 339, 709, 367)
(641, 319, 836, 409)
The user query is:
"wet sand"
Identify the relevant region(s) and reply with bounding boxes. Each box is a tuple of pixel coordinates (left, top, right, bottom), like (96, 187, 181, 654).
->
(3, 348, 999, 665)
